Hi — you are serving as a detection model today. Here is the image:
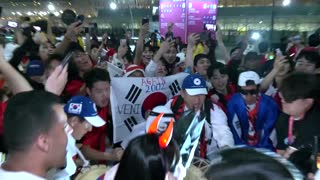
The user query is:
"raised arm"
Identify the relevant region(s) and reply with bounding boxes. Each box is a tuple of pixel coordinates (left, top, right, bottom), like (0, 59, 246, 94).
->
(260, 56, 287, 92)
(0, 45, 32, 94)
(185, 33, 200, 71)
(216, 25, 230, 63)
(153, 39, 174, 64)
(47, 15, 54, 43)
(53, 21, 83, 55)
(85, 29, 91, 53)
(45, 64, 68, 96)
(134, 23, 149, 65)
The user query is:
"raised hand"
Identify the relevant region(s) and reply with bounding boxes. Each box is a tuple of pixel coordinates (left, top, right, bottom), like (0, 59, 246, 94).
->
(64, 21, 83, 42)
(45, 64, 68, 95)
(188, 33, 200, 47)
(139, 23, 150, 38)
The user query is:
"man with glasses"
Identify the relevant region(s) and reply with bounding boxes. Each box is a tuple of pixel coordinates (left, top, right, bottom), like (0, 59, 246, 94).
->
(227, 71, 279, 150)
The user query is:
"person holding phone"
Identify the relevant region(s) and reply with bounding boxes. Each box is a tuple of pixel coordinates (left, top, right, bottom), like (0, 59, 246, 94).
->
(111, 38, 132, 70)
(260, 54, 295, 110)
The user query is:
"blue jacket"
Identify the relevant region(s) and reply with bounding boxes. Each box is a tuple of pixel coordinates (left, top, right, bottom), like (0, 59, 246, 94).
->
(227, 93, 279, 150)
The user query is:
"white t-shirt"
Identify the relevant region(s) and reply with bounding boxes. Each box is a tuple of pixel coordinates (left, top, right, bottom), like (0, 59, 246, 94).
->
(0, 168, 45, 180)
(145, 59, 157, 77)
(54, 135, 77, 180)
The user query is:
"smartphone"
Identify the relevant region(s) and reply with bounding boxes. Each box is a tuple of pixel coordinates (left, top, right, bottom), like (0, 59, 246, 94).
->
(76, 15, 85, 26)
(204, 23, 216, 31)
(142, 17, 149, 25)
(61, 52, 74, 67)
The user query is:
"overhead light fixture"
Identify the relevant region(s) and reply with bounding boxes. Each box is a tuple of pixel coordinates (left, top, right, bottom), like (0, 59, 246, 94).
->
(110, 2, 117, 10)
(11, 12, 16, 15)
(54, 11, 60, 16)
(259, 21, 263, 24)
(16, 12, 22, 16)
(282, 0, 290, 6)
(48, 4, 55, 11)
(27, 11, 34, 16)
(251, 32, 261, 40)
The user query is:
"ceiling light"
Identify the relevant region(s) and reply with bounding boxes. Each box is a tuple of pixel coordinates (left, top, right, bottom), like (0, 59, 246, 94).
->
(282, 0, 291, 6)
(110, 2, 117, 10)
(48, 4, 55, 11)
(54, 11, 60, 16)
(251, 32, 261, 40)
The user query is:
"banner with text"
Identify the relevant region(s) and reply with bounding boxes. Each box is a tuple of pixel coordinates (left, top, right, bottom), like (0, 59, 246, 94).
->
(110, 73, 189, 143)
(159, 0, 218, 42)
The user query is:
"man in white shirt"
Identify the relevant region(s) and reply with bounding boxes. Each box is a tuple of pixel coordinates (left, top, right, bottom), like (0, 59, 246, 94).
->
(0, 91, 69, 180)
(54, 95, 106, 180)
(165, 73, 234, 160)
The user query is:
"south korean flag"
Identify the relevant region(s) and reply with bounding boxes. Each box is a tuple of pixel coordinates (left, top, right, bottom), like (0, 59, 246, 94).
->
(68, 103, 82, 115)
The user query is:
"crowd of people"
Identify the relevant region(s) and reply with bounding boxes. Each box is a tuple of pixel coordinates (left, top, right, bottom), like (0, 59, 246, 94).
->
(0, 8, 319, 180)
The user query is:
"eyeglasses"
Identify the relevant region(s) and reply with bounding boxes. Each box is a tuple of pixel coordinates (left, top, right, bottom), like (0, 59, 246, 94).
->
(239, 89, 259, 95)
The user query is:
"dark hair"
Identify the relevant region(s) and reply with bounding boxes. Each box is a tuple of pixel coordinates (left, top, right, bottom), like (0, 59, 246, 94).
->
(279, 72, 320, 102)
(180, 44, 187, 52)
(159, 57, 171, 76)
(45, 54, 63, 69)
(31, 20, 48, 33)
(207, 62, 228, 79)
(204, 148, 294, 180)
(4, 91, 62, 153)
(115, 134, 180, 180)
(115, 38, 134, 64)
(296, 49, 320, 68)
(244, 51, 259, 62)
(84, 68, 111, 89)
(9, 37, 40, 69)
(143, 44, 156, 53)
(194, 54, 209, 67)
(308, 33, 320, 47)
(258, 41, 268, 54)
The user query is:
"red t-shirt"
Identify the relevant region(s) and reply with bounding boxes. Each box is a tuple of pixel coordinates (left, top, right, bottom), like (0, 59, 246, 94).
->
(64, 79, 85, 97)
(81, 106, 108, 152)
(0, 101, 8, 136)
